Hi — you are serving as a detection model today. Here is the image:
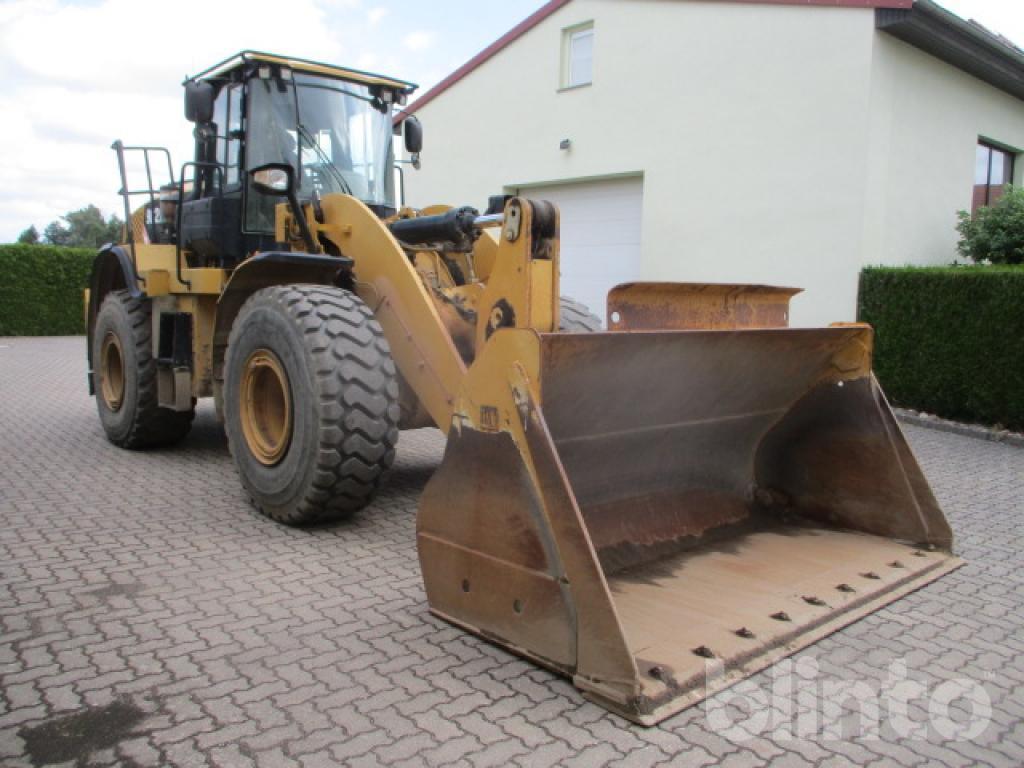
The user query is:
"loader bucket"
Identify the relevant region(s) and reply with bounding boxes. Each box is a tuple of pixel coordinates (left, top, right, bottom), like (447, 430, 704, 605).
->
(417, 290, 961, 725)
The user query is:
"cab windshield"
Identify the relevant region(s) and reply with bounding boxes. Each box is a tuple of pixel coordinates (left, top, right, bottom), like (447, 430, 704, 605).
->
(246, 71, 395, 230)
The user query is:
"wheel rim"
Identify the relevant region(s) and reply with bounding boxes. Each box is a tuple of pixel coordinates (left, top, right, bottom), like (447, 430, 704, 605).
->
(240, 349, 292, 466)
(100, 332, 125, 411)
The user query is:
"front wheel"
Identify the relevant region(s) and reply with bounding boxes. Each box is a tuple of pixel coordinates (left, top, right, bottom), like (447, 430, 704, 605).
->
(223, 285, 400, 525)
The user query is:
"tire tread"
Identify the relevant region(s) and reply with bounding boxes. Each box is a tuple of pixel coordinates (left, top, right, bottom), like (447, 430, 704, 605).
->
(226, 284, 399, 525)
(96, 290, 194, 448)
(559, 296, 602, 332)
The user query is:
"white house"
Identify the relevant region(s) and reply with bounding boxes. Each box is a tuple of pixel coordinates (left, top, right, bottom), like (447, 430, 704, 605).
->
(398, 0, 1024, 326)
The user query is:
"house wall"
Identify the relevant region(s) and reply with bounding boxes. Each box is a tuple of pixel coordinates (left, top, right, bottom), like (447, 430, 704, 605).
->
(861, 34, 1024, 270)
(403, 0, 1024, 326)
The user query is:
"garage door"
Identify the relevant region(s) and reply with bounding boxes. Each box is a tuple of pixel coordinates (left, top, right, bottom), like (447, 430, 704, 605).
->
(515, 176, 643, 326)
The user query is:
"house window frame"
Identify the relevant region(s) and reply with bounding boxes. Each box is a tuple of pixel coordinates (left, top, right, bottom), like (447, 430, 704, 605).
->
(560, 21, 594, 91)
(973, 139, 1017, 212)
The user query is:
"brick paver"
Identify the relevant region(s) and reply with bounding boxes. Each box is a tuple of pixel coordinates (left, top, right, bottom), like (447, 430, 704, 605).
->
(1, 336, 1022, 767)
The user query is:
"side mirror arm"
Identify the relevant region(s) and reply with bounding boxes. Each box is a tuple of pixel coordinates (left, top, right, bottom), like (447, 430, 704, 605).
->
(286, 185, 318, 253)
(250, 163, 317, 253)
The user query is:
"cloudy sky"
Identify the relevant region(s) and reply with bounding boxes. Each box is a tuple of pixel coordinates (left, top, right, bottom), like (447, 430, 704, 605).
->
(1, 0, 1022, 242)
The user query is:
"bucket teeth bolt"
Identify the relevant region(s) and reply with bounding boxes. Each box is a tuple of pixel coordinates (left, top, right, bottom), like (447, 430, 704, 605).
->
(735, 627, 755, 639)
(692, 645, 715, 659)
(889, 561, 905, 569)
(648, 666, 664, 680)
(771, 611, 791, 622)
(803, 596, 826, 607)
(836, 583, 856, 593)
(861, 572, 881, 580)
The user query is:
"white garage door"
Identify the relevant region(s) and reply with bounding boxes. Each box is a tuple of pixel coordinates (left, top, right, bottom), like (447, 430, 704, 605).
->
(515, 176, 643, 326)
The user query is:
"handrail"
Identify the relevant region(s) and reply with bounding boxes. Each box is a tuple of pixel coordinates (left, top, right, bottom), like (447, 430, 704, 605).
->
(110, 141, 174, 286)
(175, 161, 226, 290)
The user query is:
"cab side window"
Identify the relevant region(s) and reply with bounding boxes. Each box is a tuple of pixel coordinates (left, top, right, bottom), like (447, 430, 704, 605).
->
(226, 85, 242, 186)
(211, 87, 228, 182)
(211, 85, 243, 189)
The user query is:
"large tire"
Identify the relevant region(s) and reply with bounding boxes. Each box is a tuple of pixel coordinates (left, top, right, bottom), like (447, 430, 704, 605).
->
(223, 285, 400, 525)
(559, 296, 602, 332)
(92, 291, 194, 448)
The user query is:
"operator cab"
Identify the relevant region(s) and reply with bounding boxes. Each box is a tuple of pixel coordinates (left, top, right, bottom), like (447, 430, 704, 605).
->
(177, 51, 418, 267)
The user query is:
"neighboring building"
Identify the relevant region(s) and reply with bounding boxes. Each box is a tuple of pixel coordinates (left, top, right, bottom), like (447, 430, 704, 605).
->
(398, 0, 1024, 326)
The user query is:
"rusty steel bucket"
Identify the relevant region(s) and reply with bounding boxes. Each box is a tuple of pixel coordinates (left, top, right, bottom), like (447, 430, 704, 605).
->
(417, 283, 961, 725)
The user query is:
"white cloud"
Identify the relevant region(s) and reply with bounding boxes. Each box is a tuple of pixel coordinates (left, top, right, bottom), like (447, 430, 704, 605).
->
(0, 0, 391, 240)
(403, 30, 434, 52)
(0, 0, 345, 95)
(355, 52, 382, 72)
(0, 79, 186, 238)
(367, 6, 388, 26)
(937, 0, 1024, 47)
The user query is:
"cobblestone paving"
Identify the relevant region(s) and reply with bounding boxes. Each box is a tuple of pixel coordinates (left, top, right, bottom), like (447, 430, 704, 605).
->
(1, 336, 1022, 767)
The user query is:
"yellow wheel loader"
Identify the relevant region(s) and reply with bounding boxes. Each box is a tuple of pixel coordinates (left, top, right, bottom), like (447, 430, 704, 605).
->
(86, 51, 961, 725)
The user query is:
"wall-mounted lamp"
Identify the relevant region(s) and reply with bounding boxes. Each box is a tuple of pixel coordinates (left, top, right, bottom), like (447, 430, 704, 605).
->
(559, 139, 571, 151)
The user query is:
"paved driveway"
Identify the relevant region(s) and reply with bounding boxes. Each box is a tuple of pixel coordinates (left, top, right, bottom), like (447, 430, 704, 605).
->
(1, 336, 1022, 767)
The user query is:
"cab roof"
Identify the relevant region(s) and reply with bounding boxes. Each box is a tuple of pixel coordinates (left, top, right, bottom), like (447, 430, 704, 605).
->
(187, 50, 417, 94)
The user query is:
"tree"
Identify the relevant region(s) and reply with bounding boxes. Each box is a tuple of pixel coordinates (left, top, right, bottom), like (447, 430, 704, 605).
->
(16, 225, 40, 244)
(957, 186, 1024, 265)
(42, 205, 123, 249)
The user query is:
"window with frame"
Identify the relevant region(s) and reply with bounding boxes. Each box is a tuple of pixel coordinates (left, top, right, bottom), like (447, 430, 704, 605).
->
(225, 85, 242, 186)
(212, 87, 228, 172)
(212, 84, 243, 189)
(562, 23, 593, 89)
(973, 141, 1015, 212)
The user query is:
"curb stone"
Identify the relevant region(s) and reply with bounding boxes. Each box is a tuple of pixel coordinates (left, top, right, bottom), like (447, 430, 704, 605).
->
(895, 408, 1024, 448)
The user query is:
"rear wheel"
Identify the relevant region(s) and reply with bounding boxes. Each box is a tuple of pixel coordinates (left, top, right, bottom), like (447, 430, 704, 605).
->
(224, 284, 400, 525)
(92, 290, 194, 448)
(559, 296, 602, 332)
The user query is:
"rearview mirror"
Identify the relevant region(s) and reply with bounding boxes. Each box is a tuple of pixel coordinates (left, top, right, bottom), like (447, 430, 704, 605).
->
(184, 81, 215, 124)
(250, 163, 294, 196)
(404, 116, 423, 154)
(248, 163, 315, 252)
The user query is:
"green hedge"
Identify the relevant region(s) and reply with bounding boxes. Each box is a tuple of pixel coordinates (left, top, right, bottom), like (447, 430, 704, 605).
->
(858, 266, 1024, 430)
(0, 244, 95, 335)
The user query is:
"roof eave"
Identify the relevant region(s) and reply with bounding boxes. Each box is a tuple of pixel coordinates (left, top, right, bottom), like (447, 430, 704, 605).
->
(877, 1, 1024, 101)
(395, 0, 574, 124)
(395, 0, 1024, 123)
